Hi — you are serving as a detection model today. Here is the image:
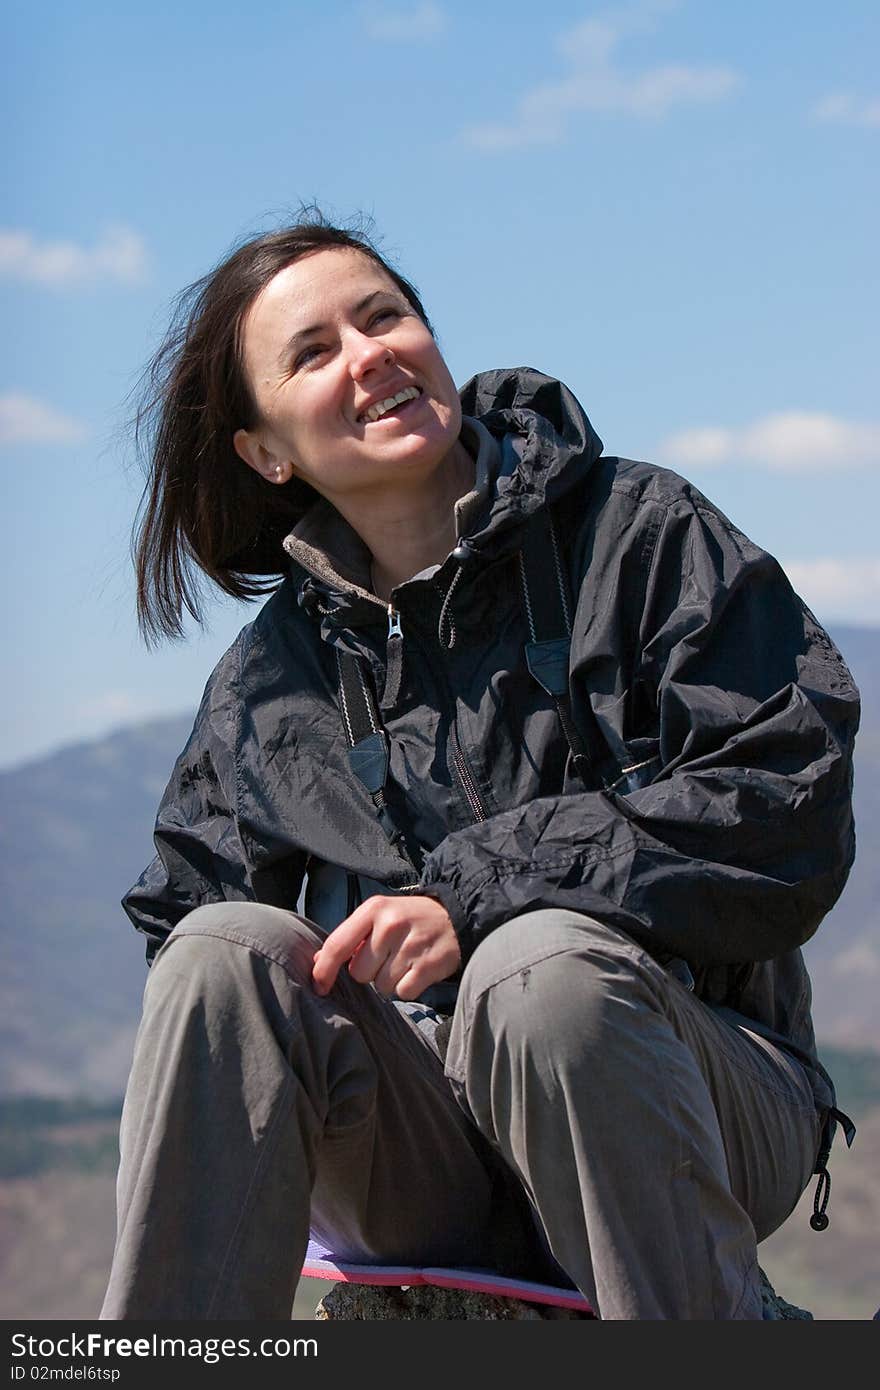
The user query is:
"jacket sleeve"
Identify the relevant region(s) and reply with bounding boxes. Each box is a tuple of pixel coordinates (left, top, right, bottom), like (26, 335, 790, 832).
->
(123, 647, 300, 965)
(419, 489, 859, 969)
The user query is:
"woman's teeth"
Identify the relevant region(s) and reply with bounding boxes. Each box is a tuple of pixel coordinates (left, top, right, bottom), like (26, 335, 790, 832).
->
(362, 386, 421, 423)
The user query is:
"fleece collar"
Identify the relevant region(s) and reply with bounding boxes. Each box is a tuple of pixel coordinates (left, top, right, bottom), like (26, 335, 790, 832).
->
(281, 415, 499, 600)
(282, 368, 604, 616)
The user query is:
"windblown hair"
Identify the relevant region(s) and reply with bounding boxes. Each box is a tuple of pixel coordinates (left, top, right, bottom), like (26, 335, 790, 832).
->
(132, 208, 433, 642)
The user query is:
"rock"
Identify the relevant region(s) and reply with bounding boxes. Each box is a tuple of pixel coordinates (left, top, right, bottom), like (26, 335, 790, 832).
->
(313, 1265, 811, 1320)
(315, 1282, 591, 1320)
(758, 1266, 813, 1320)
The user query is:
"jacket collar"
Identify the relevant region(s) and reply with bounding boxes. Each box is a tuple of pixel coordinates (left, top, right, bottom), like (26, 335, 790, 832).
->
(281, 368, 604, 616)
(281, 414, 499, 602)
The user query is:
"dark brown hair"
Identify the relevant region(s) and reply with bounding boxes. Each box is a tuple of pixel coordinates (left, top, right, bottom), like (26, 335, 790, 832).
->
(132, 208, 433, 641)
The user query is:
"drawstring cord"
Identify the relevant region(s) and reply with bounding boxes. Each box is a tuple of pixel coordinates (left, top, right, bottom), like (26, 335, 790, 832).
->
(808, 1105, 856, 1232)
(437, 562, 466, 650)
(810, 1168, 831, 1231)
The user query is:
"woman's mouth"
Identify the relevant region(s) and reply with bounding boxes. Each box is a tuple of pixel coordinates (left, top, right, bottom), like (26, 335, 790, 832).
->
(359, 385, 422, 424)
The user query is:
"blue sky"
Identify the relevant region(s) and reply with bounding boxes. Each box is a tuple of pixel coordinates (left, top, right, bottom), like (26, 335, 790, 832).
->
(3, 0, 878, 769)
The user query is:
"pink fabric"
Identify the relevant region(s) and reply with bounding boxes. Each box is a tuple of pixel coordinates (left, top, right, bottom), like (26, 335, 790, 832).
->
(301, 1238, 594, 1313)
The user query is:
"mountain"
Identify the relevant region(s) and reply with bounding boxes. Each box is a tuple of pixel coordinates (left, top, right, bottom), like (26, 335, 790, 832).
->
(801, 626, 880, 1049)
(1, 627, 877, 1100)
(0, 716, 193, 1097)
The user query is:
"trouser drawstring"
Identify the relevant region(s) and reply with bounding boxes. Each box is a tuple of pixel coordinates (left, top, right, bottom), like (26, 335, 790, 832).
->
(809, 1104, 856, 1231)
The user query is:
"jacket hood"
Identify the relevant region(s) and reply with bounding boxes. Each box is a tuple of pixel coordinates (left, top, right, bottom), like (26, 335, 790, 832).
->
(283, 368, 604, 624)
(456, 368, 603, 553)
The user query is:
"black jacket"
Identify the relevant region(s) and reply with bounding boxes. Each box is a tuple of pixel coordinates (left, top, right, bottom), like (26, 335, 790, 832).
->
(124, 369, 859, 1113)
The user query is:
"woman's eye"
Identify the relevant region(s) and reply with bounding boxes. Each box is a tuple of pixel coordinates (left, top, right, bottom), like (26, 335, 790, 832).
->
(293, 344, 324, 370)
(369, 307, 401, 328)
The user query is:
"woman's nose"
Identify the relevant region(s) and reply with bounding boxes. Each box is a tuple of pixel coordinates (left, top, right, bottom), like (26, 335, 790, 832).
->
(346, 329, 394, 379)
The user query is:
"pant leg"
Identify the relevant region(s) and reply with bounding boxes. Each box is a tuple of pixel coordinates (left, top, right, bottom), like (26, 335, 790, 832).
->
(100, 902, 526, 1321)
(444, 911, 821, 1321)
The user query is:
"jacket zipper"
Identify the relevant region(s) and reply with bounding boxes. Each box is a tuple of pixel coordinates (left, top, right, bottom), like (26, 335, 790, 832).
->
(382, 604, 405, 713)
(396, 604, 489, 826)
(450, 726, 488, 823)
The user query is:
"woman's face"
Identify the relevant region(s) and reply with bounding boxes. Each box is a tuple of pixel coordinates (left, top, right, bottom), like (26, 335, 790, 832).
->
(233, 247, 462, 510)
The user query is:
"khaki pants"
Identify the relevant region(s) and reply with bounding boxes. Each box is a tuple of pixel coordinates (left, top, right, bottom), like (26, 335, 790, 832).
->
(100, 904, 820, 1321)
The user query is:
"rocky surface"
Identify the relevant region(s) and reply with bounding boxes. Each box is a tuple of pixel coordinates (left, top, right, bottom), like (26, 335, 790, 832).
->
(315, 1282, 591, 1319)
(758, 1266, 813, 1320)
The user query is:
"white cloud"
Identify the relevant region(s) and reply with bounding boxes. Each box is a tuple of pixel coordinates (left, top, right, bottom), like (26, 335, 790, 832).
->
(73, 691, 146, 724)
(658, 411, 880, 473)
(830, 940, 880, 980)
(462, 2, 738, 150)
(0, 225, 148, 287)
(813, 92, 880, 128)
(781, 558, 880, 626)
(0, 392, 88, 446)
(361, 1, 447, 42)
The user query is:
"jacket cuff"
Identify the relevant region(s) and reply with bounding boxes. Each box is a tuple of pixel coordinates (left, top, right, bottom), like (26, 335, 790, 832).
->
(418, 879, 475, 965)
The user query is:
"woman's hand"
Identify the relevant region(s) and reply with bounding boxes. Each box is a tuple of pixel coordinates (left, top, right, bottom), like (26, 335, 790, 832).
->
(311, 895, 461, 1001)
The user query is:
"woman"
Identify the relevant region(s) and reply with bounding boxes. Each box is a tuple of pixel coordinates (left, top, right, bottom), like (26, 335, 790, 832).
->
(101, 213, 858, 1320)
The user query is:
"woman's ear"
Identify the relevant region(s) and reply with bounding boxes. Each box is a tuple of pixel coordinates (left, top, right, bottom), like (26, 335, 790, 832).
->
(233, 428, 294, 485)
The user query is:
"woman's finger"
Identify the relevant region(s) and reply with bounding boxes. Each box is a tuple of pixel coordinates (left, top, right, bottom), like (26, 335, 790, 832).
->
(393, 965, 427, 1002)
(347, 934, 395, 986)
(372, 954, 414, 998)
(311, 907, 375, 994)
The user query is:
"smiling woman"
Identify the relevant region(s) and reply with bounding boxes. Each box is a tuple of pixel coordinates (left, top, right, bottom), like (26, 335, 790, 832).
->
(230, 247, 474, 602)
(131, 217, 441, 640)
(104, 208, 859, 1321)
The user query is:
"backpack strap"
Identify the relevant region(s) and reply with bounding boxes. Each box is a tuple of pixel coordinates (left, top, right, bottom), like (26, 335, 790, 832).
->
(518, 510, 610, 792)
